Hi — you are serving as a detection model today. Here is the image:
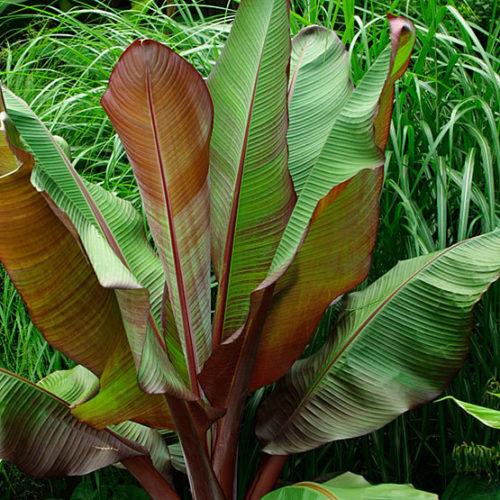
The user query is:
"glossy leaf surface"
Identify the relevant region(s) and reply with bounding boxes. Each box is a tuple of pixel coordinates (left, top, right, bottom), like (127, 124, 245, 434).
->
(249, 15, 415, 389)
(102, 39, 213, 395)
(437, 396, 500, 429)
(38, 366, 173, 478)
(0, 96, 124, 375)
(2, 87, 179, 428)
(287, 26, 352, 194)
(201, 15, 415, 400)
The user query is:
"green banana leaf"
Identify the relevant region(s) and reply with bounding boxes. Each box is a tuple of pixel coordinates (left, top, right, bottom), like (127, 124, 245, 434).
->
(201, 15, 416, 402)
(2, 86, 189, 430)
(38, 366, 172, 478)
(208, 0, 296, 345)
(257, 230, 500, 454)
(437, 396, 500, 429)
(263, 472, 437, 499)
(287, 26, 352, 194)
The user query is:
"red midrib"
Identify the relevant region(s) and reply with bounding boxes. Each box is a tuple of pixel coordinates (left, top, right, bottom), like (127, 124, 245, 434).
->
(146, 64, 200, 396)
(272, 244, 460, 439)
(212, 56, 263, 348)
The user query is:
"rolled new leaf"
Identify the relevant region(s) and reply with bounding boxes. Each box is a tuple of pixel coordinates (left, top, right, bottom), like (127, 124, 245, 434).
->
(0, 368, 145, 477)
(257, 230, 500, 454)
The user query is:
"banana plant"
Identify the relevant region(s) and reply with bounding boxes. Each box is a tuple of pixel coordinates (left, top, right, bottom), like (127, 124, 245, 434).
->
(0, 1, 499, 499)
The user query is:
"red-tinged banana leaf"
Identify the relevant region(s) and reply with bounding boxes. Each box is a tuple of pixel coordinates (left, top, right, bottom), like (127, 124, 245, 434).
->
(82, 181, 189, 394)
(249, 168, 383, 389)
(263, 472, 437, 499)
(0, 367, 145, 477)
(113, 421, 172, 480)
(201, 16, 415, 401)
(1, 87, 188, 429)
(256, 230, 500, 454)
(0, 101, 123, 375)
(374, 14, 416, 151)
(101, 40, 212, 396)
(268, 15, 415, 281)
(208, 0, 296, 345)
(248, 15, 415, 389)
(38, 366, 173, 479)
(72, 302, 213, 431)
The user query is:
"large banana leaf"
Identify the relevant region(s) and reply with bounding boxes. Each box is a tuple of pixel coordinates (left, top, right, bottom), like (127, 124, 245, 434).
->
(249, 168, 382, 389)
(263, 472, 436, 499)
(208, 0, 296, 345)
(269, 16, 414, 278)
(201, 15, 415, 400)
(1, 87, 182, 428)
(78, 182, 190, 396)
(38, 366, 173, 478)
(249, 15, 415, 389)
(102, 39, 213, 395)
(0, 102, 124, 375)
(0, 368, 145, 477)
(257, 230, 500, 454)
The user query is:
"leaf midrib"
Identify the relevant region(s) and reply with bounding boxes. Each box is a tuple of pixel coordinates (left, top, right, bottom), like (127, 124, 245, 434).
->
(211, 8, 273, 347)
(269, 241, 466, 443)
(294, 482, 338, 499)
(145, 62, 199, 395)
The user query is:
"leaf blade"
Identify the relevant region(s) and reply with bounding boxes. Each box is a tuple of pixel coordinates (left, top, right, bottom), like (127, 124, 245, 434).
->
(263, 472, 437, 499)
(0, 96, 123, 376)
(102, 39, 213, 393)
(0, 368, 144, 478)
(2, 86, 184, 427)
(249, 15, 416, 389)
(257, 230, 500, 454)
(208, 0, 296, 344)
(287, 25, 352, 194)
(38, 366, 173, 478)
(437, 396, 500, 429)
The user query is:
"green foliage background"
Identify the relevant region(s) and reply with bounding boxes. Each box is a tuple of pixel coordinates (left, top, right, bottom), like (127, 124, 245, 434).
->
(0, 0, 498, 498)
